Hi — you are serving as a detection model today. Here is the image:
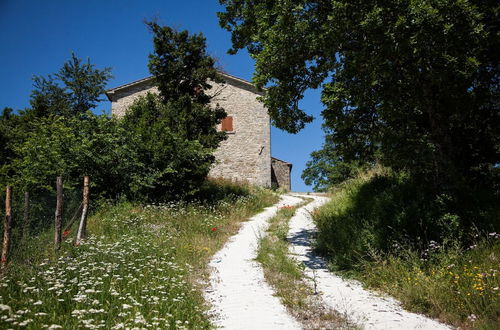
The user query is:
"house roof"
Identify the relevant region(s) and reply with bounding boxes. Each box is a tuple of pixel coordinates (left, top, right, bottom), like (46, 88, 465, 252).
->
(105, 70, 264, 101)
(272, 157, 293, 167)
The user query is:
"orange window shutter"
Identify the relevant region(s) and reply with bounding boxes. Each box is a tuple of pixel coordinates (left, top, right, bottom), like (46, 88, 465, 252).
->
(222, 116, 233, 131)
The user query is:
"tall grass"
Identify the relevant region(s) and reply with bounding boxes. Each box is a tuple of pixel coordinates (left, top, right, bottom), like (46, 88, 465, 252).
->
(356, 238, 499, 329)
(0, 181, 278, 329)
(313, 168, 500, 328)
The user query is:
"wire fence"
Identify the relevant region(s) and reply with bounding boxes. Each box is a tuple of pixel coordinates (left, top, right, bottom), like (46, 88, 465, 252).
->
(1, 176, 90, 271)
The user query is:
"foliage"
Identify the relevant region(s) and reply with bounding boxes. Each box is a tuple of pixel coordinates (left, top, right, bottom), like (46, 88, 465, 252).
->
(0, 108, 15, 180)
(146, 21, 227, 150)
(121, 22, 227, 200)
(0, 112, 145, 247)
(0, 183, 277, 329)
(30, 53, 112, 118)
(9, 114, 144, 199)
(0, 54, 122, 193)
(121, 94, 210, 200)
(302, 132, 369, 191)
(218, 0, 499, 192)
(11, 116, 80, 191)
(351, 237, 499, 329)
(313, 167, 500, 269)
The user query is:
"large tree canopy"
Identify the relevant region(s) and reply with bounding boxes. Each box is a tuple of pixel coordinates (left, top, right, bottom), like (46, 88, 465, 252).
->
(218, 0, 499, 190)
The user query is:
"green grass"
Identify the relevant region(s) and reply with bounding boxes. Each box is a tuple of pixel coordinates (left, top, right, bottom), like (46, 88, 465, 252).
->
(0, 181, 278, 329)
(256, 199, 352, 329)
(353, 239, 500, 329)
(312, 168, 500, 329)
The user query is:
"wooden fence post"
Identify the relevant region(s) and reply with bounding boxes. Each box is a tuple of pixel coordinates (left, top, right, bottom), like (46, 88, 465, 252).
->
(22, 191, 29, 239)
(76, 176, 89, 244)
(54, 177, 63, 250)
(1, 186, 13, 270)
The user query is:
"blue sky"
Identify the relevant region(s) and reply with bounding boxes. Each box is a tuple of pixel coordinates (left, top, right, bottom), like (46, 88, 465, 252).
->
(0, 0, 325, 192)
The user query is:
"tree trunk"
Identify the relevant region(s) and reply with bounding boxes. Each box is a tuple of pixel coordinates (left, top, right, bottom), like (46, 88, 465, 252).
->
(1, 186, 13, 270)
(54, 177, 63, 250)
(76, 176, 89, 244)
(22, 191, 29, 239)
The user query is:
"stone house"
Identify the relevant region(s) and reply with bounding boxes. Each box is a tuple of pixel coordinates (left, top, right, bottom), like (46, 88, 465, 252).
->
(105, 71, 292, 191)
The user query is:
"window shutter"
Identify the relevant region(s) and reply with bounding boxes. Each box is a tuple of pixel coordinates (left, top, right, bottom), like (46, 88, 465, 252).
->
(221, 116, 233, 131)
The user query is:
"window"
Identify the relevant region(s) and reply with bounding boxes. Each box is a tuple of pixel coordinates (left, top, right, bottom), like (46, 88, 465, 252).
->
(221, 116, 234, 132)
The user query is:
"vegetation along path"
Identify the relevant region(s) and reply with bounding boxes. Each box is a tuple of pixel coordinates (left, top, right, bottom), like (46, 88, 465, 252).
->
(205, 194, 304, 329)
(288, 195, 452, 330)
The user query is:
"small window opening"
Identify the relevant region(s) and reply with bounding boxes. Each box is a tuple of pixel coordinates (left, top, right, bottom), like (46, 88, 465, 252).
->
(221, 116, 233, 132)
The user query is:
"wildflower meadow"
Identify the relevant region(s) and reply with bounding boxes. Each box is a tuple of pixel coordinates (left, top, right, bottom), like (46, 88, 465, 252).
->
(0, 185, 277, 329)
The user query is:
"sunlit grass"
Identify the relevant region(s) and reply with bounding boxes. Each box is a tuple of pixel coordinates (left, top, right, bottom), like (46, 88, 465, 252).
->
(354, 238, 500, 329)
(0, 183, 278, 329)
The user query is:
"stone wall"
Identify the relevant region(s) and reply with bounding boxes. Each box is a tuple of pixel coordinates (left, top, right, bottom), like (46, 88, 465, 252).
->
(271, 157, 292, 191)
(108, 78, 159, 118)
(107, 74, 272, 187)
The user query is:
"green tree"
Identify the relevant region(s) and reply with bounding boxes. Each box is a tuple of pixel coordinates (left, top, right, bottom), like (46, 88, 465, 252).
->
(121, 23, 227, 200)
(30, 53, 112, 118)
(301, 132, 369, 191)
(0, 107, 32, 185)
(218, 0, 499, 191)
(1, 55, 148, 199)
(12, 114, 144, 198)
(0, 108, 14, 164)
(146, 22, 227, 149)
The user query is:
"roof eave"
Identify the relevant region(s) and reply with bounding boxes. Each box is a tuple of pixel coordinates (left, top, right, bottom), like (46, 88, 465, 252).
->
(105, 71, 266, 99)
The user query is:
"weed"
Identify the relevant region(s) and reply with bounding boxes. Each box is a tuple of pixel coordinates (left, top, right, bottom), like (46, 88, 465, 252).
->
(0, 183, 278, 329)
(313, 168, 500, 329)
(256, 200, 352, 329)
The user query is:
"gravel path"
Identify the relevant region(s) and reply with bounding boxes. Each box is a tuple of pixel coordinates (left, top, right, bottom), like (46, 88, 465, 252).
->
(288, 194, 452, 330)
(204, 194, 304, 329)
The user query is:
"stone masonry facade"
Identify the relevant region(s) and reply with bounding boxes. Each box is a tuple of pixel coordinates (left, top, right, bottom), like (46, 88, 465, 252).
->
(271, 157, 292, 191)
(106, 72, 279, 188)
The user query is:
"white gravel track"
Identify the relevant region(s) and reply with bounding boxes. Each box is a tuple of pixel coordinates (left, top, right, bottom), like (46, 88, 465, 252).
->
(205, 194, 303, 329)
(288, 194, 452, 330)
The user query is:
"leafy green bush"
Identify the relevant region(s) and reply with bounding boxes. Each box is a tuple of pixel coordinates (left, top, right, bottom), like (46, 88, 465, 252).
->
(10, 114, 144, 199)
(314, 167, 500, 269)
(121, 93, 223, 201)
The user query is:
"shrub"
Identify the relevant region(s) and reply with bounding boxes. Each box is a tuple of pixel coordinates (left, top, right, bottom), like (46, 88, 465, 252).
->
(314, 167, 500, 269)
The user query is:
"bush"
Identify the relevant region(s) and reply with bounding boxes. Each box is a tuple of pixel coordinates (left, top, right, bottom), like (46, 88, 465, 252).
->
(314, 167, 500, 327)
(314, 167, 500, 269)
(9, 114, 145, 200)
(121, 93, 224, 201)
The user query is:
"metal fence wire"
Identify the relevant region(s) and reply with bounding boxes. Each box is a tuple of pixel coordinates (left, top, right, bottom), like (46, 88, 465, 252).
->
(1, 179, 86, 267)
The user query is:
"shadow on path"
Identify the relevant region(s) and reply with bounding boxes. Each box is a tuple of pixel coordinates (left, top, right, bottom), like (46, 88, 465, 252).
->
(288, 228, 328, 270)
